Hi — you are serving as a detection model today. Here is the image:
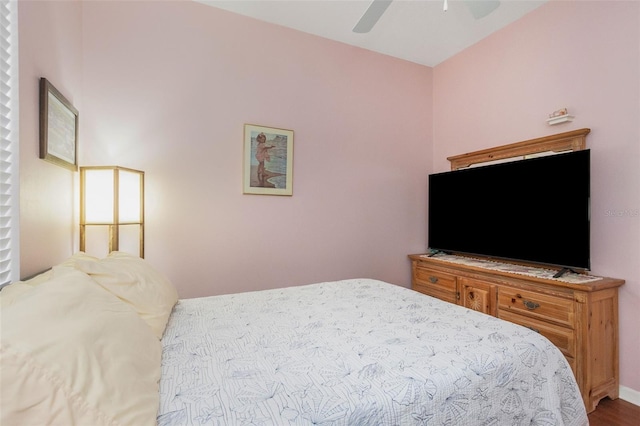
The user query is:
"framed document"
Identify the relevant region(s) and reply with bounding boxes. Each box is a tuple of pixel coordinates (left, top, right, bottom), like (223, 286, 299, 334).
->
(39, 78, 79, 171)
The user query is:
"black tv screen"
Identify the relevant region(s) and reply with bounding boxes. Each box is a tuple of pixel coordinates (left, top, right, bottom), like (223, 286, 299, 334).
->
(428, 149, 590, 270)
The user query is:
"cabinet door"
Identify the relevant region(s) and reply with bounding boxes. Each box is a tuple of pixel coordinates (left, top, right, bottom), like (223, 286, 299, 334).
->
(460, 278, 496, 316)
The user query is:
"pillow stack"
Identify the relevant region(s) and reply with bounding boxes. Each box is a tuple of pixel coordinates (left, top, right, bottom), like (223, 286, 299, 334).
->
(74, 251, 179, 339)
(0, 252, 178, 426)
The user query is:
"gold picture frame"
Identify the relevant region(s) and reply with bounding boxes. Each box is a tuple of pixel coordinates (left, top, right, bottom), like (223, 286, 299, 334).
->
(243, 124, 294, 196)
(39, 78, 79, 171)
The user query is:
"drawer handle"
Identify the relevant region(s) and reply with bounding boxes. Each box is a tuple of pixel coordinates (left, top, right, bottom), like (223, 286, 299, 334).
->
(523, 300, 540, 310)
(429, 276, 439, 284)
(526, 325, 541, 334)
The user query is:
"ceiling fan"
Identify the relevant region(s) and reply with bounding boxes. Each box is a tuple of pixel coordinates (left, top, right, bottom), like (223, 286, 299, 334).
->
(353, 0, 501, 33)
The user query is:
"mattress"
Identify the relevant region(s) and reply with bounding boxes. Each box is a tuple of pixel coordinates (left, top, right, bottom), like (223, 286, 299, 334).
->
(157, 279, 587, 425)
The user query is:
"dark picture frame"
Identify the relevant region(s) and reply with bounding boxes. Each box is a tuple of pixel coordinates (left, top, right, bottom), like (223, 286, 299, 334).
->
(39, 78, 79, 171)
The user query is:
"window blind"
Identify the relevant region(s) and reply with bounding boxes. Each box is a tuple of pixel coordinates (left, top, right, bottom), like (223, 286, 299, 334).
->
(0, 0, 19, 287)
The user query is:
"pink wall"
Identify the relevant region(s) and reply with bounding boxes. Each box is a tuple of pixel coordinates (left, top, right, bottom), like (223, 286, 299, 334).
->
(79, 1, 433, 297)
(19, 0, 638, 399)
(18, 0, 83, 278)
(433, 0, 640, 395)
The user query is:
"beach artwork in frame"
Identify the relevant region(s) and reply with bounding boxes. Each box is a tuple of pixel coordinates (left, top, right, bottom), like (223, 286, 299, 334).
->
(243, 124, 293, 196)
(39, 77, 79, 171)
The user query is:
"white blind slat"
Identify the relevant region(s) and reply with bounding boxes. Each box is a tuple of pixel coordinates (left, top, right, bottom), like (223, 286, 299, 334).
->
(0, 0, 18, 287)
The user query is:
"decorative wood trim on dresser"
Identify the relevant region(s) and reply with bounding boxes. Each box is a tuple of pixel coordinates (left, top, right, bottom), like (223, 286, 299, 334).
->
(446, 128, 590, 170)
(409, 254, 625, 413)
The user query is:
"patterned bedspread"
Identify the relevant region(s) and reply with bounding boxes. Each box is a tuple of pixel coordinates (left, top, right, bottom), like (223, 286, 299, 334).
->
(157, 279, 587, 425)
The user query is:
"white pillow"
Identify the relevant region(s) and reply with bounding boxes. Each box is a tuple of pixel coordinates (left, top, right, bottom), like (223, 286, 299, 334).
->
(0, 282, 38, 308)
(0, 252, 98, 308)
(75, 251, 178, 339)
(0, 269, 161, 426)
(53, 251, 100, 276)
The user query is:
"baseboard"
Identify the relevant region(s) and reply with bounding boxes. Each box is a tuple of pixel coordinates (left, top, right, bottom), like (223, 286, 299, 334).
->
(620, 385, 640, 406)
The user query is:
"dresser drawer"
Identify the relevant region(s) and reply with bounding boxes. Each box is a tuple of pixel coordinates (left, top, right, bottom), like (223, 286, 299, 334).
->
(413, 266, 458, 304)
(498, 287, 574, 328)
(413, 282, 458, 304)
(498, 310, 576, 358)
(414, 267, 457, 292)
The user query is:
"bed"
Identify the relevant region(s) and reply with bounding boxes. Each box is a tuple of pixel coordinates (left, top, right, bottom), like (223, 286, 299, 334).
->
(1, 253, 588, 426)
(157, 278, 587, 425)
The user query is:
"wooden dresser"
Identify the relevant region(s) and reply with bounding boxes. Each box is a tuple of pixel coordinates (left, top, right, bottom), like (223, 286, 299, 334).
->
(409, 253, 625, 413)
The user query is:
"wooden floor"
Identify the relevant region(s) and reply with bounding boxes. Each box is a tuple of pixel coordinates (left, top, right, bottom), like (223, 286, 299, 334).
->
(588, 398, 640, 426)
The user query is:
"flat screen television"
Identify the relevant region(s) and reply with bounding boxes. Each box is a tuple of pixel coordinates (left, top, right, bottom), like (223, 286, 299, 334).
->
(428, 149, 590, 272)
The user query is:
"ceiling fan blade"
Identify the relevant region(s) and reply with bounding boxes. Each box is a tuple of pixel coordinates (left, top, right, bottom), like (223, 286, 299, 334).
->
(464, 0, 500, 20)
(353, 0, 393, 34)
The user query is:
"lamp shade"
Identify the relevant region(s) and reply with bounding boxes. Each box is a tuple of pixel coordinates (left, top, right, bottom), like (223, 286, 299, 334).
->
(119, 169, 143, 223)
(83, 169, 115, 224)
(80, 166, 144, 257)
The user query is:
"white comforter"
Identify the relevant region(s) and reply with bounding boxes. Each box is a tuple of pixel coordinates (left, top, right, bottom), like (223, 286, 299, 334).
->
(157, 279, 587, 425)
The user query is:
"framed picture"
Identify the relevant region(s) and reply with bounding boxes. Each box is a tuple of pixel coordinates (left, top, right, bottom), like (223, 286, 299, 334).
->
(243, 124, 294, 196)
(39, 77, 79, 171)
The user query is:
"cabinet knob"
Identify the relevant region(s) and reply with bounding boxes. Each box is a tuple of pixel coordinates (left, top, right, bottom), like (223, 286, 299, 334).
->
(429, 276, 439, 284)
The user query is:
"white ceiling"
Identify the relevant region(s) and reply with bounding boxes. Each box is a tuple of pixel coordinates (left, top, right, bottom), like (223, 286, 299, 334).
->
(197, 0, 548, 67)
